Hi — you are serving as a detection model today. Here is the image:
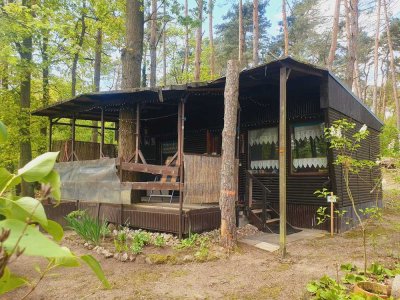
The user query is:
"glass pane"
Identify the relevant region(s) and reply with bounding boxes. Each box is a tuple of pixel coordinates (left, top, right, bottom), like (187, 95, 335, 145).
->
(249, 127, 279, 172)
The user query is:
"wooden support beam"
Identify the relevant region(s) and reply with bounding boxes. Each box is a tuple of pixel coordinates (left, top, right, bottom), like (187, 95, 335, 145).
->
(71, 116, 76, 162)
(279, 67, 287, 257)
(135, 103, 140, 163)
(178, 100, 185, 239)
(100, 107, 105, 158)
(121, 181, 182, 191)
(121, 162, 179, 176)
(49, 117, 53, 152)
(53, 121, 117, 131)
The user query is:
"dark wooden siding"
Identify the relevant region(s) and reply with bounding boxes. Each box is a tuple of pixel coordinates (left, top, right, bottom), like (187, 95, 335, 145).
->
(327, 108, 382, 208)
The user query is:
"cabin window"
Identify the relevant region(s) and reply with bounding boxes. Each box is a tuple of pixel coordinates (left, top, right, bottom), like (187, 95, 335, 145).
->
(291, 122, 328, 174)
(248, 127, 279, 173)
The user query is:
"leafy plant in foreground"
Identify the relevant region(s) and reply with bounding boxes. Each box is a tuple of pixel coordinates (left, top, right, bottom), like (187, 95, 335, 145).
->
(0, 121, 110, 296)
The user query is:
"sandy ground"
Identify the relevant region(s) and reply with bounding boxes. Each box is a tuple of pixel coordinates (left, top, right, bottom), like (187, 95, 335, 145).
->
(6, 192, 400, 300)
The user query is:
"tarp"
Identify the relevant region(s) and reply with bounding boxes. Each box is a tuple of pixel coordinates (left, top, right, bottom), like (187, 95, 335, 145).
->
(55, 158, 130, 204)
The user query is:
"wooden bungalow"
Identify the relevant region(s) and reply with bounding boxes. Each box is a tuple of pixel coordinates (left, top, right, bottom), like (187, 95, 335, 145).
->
(33, 57, 382, 237)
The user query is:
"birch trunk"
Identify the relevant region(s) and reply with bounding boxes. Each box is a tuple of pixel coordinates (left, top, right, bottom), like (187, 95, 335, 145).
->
(194, 0, 203, 81)
(253, 0, 259, 66)
(220, 60, 239, 250)
(383, 0, 400, 133)
(282, 0, 289, 56)
(92, 27, 102, 143)
(327, 0, 341, 70)
(150, 0, 157, 87)
(238, 0, 245, 64)
(372, 0, 381, 113)
(209, 0, 215, 79)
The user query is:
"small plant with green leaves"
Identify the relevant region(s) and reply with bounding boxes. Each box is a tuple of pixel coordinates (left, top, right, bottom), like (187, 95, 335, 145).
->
(130, 231, 151, 254)
(175, 232, 199, 250)
(114, 231, 128, 253)
(0, 121, 110, 296)
(65, 210, 107, 246)
(307, 275, 348, 300)
(153, 235, 166, 247)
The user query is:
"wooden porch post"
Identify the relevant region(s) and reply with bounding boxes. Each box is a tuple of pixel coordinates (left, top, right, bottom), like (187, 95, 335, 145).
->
(279, 66, 287, 257)
(135, 103, 140, 163)
(100, 107, 105, 158)
(71, 116, 76, 162)
(49, 117, 53, 152)
(178, 100, 185, 238)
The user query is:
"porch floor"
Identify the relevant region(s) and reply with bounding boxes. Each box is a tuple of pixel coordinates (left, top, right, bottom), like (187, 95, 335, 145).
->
(133, 201, 219, 213)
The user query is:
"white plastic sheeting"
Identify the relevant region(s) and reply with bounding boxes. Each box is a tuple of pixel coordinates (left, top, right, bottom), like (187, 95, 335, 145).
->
(54, 158, 130, 204)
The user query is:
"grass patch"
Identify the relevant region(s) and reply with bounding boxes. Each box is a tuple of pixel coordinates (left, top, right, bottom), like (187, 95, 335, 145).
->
(170, 270, 189, 278)
(146, 254, 178, 264)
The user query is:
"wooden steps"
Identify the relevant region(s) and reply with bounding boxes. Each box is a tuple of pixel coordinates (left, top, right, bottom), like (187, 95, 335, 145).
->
(265, 218, 279, 224)
(251, 208, 273, 214)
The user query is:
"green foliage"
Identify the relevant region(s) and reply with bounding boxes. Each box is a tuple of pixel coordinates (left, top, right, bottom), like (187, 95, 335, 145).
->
(0, 122, 109, 296)
(130, 231, 151, 254)
(175, 232, 199, 249)
(153, 235, 166, 247)
(307, 275, 348, 300)
(65, 210, 107, 246)
(114, 231, 128, 253)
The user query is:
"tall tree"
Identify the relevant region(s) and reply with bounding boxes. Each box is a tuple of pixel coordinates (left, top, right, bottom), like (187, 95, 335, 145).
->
(252, 0, 259, 66)
(183, 0, 189, 78)
(209, 0, 215, 79)
(372, 0, 381, 113)
(163, 1, 167, 85)
(383, 0, 400, 133)
(150, 0, 157, 87)
(220, 59, 239, 250)
(194, 0, 203, 81)
(92, 27, 102, 143)
(71, 0, 87, 97)
(282, 0, 289, 56)
(327, 0, 341, 70)
(344, 0, 358, 89)
(120, 0, 144, 201)
(238, 0, 245, 63)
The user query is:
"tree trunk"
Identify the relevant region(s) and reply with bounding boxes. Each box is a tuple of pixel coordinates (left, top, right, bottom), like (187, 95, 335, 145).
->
(71, 1, 86, 97)
(327, 0, 341, 70)
(163, 2, 167, 86)
(345, 0, 357, 89)
(238, 0, 245, 64)
(383, 0, 400, 133)
(40, 30, 50, 154)
(19, 0, 34, 197)
(372, 0, 381, 113)
(183, 0, 189, 78)
(209, 0, 215, 79)
(282, 0, 289, 56)
(194, 0, 203, 81)
(220, 59, 239, 250)
(120, 0, 144, 201)
(92, 27, 102, 143)
(252, 0, 259, 66)
(150, 0, 157, 87)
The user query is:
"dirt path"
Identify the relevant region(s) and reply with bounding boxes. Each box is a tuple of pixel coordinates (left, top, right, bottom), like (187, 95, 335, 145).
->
(7, 206, 400, 300)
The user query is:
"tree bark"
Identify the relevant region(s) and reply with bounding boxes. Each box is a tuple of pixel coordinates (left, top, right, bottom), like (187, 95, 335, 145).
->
(372, 0, 381, 113)
(150, 0, 157, 87)
(209, 0, 215, 79)
(282, 0, 289, 56)
(71, 1, 86, 97)
(383, 0, 400, 133)
(92, 27, 102, 143)
(220, 59, 239, 250)
(40, 30, 50, 154)
(238, 0, 245, 64)
(194, 0, 203, 81)
(19, 0, 34, 197)
(252, 0, 259, 66)
(120, 0, 144, 201)
(183, 0, 189, 78)
(163, 1, 167, 86)
(345, 0, 358, 89)
(327, 0, 341, 70)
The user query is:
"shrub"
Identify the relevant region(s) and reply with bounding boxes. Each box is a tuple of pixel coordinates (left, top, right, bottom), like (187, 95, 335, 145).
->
(153, 235, 166, 247)
(114, 231, 128, 253)
(130, 231, 151, 254)
(65, 210, 107, 246)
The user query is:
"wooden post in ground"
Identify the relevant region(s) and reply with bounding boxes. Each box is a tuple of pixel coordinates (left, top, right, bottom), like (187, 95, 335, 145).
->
(331, 192, 334, 237)
(71, 116, 76, 162)
(49, 117, 53, 152)
(178, 101, 185, 238)
(100, 108, 105, 158)
(135, 103, 140, 163)
(220, 59, 239, 249)
(279, 67, 287, 257)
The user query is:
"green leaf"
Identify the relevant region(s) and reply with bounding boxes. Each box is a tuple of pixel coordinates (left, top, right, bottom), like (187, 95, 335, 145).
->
(0, 219, 73, 257)
(52, 251, 81, 267)
(0, 169, 20, 193)
(42, 220, 63, 242)
(80, 255, 111, 289)
(0, 121, 7, 144)
(306, 282, 318, 293)
(0, 267, 27, 295)
(18, 152, 59, 182)
(40, 170, 61, 203)
(13, 197, 48, 226)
